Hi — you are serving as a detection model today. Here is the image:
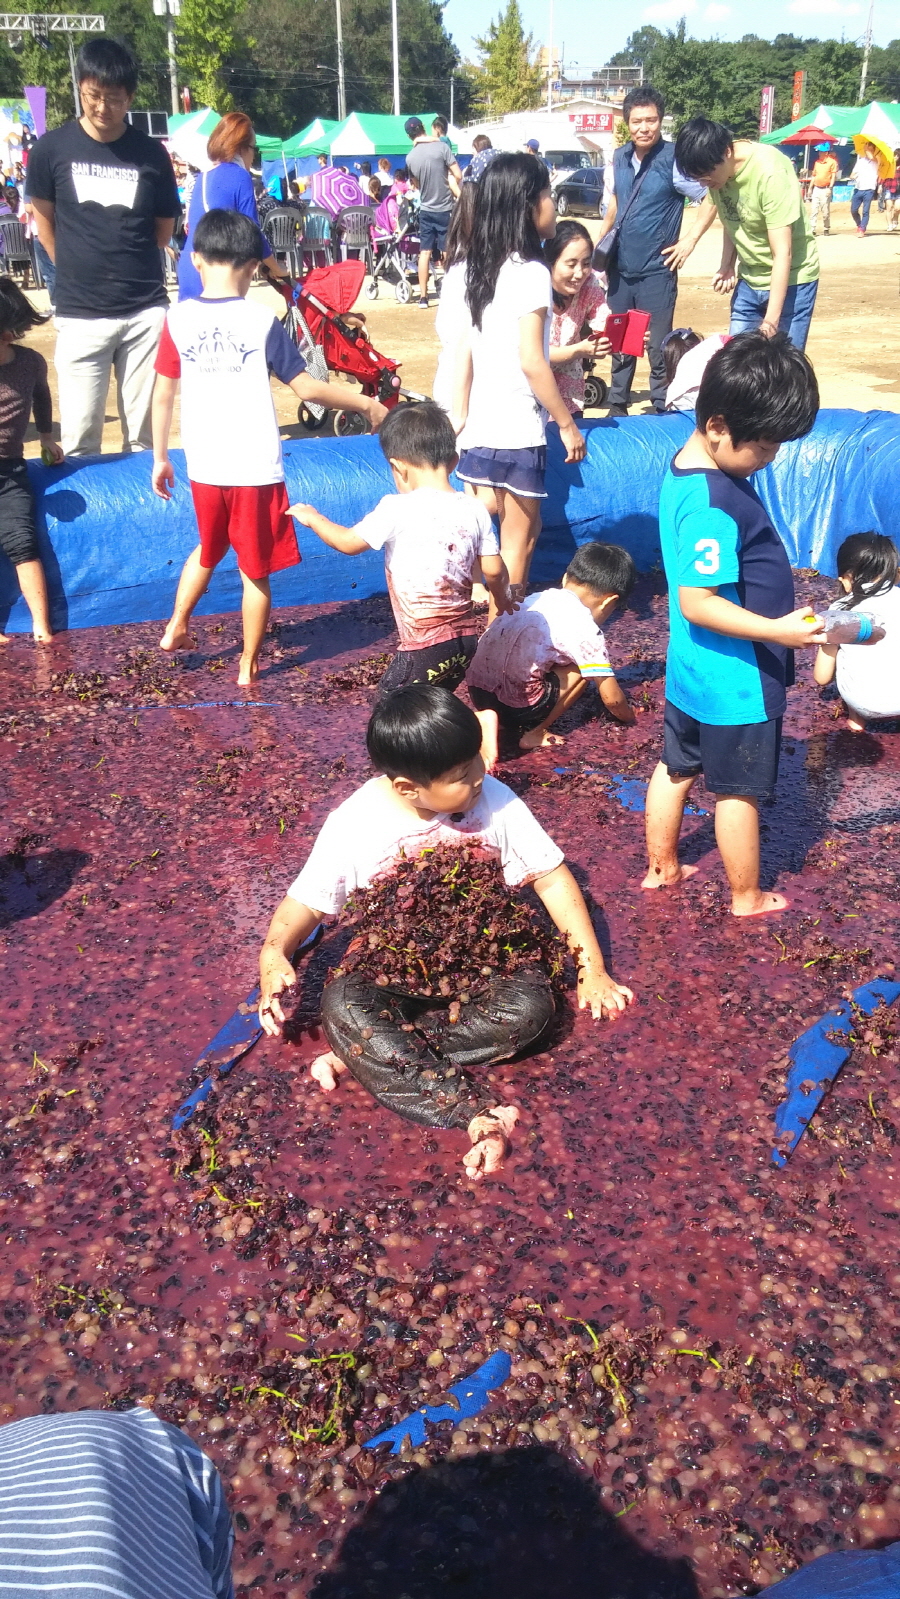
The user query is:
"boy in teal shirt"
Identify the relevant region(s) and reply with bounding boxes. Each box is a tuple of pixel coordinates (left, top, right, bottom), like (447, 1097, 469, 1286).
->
(642, 332, 823, 917)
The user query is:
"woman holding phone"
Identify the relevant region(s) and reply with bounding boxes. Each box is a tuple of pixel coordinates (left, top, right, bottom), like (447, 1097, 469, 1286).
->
(545, 220, 612, 417)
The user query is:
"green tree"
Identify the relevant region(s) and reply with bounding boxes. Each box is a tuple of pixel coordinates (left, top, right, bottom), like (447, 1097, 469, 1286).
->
(472, 0, 542, 118)
(235, 0, 466, 137)
(177, 0, 248, 111)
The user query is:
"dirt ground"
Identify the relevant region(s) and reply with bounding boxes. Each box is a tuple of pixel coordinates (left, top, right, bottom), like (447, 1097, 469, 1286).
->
(16, 198, 900, 460)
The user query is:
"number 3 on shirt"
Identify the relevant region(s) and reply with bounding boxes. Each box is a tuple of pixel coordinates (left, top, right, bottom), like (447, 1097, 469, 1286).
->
(693, 538, 720, 576)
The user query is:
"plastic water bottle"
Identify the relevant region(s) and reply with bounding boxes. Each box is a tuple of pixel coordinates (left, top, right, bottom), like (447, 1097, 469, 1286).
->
(806, 607, 885, 645)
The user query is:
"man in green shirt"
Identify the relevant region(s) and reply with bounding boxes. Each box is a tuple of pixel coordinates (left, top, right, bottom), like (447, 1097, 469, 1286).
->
(674, 117, 819, 350)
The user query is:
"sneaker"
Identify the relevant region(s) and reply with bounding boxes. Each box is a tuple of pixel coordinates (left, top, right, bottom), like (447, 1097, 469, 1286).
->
(418, 295, 430, 309)
(857, 227, 866, 236)
(607, 404, 629, 418)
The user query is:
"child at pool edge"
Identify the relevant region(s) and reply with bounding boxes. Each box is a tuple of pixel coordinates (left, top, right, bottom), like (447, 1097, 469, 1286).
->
(290, 402, 514, 708)
(813, 532, 900, 731)
(642, 331, 825, 918)
(0, 279, 64, 643)
(151, 208, 386, 686)
(258, 685, 634, 1181)
(468, 541, 637, 766)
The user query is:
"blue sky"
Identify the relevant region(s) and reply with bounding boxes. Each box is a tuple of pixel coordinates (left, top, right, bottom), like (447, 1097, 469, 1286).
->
(441, 0, 900, 72)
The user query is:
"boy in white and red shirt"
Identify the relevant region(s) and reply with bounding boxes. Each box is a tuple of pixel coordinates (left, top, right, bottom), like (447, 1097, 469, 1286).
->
(468, 542, 637, 762)
(290, 402, 514, 698)
(151, 207, 385, 684)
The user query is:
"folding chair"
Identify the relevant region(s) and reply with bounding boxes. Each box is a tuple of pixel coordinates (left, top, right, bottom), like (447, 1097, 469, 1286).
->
(334, 205, 376, 276)
(262, 208, 304, 277)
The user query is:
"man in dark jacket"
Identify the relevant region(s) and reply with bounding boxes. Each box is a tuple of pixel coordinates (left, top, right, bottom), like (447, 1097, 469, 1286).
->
(596, 86, 715, 416)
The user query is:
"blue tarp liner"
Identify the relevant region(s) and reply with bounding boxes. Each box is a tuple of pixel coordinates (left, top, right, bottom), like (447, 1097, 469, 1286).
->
(764, 1540, 900, 1596)
(2, 409, 898, 632)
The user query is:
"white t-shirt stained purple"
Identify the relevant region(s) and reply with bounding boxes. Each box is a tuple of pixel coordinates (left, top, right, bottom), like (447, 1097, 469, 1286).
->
(353, 487, 499, 651)
(468, 586, 613, 708)
(287, 774, 564, 916)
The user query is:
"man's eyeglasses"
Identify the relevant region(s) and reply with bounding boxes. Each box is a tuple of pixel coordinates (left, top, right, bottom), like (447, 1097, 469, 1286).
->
(81, 88, 130, 110)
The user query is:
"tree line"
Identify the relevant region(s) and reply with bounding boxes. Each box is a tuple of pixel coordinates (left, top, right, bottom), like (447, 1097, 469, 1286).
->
(611, 24, 900, 135)
(1, 3, 897, 140)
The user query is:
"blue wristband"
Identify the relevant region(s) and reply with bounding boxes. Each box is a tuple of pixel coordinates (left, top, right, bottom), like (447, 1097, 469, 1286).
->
(857, 613, 873, 641)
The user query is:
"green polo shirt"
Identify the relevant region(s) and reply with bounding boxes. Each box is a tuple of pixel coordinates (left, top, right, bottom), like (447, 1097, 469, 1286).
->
(712, 143, 819, 290)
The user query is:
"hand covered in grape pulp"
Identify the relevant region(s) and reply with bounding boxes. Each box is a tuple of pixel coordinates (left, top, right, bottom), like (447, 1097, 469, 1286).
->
(463, 1105, 519, 1181)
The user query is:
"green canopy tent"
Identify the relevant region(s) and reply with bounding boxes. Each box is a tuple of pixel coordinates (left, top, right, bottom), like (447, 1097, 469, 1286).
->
(281, 118, 341, 159)
(760, 106, 856, 147)
(329, 112, 454, 157)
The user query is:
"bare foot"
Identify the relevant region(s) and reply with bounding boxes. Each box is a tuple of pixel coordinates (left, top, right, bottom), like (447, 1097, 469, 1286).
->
(0, 631, 9, 643)
(159, 623, 193, 653)
(519, 727, 565, 751)
(732, 891, 789, 918)
(463, 1105, 519, 1182)
(33, 630, 55, 644)
(846, 716, 865, 733)
(475, 709, 499, 773)
(237, 658, 260, 686)
(310, 1051, 348, 1092)
(640, 862, 700, 890)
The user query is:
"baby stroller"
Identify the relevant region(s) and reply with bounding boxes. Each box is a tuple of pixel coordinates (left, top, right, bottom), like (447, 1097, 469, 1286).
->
(365, 192, 422, 304)
(276, 258, 426, 435)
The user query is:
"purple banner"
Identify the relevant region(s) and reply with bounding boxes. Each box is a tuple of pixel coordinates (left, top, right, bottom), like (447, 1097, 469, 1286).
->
(24, 87, 46, 137)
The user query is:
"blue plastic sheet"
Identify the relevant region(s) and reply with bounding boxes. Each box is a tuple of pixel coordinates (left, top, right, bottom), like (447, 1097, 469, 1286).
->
(772, 977, 900, 1165)
(363, 1350, 512, 1455)
(764, 1540, 900, 1597)
(2, 410, 898, 633)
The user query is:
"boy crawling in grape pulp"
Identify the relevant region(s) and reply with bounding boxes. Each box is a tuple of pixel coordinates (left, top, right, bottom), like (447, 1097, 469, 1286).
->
(259, 685, 633, 1180)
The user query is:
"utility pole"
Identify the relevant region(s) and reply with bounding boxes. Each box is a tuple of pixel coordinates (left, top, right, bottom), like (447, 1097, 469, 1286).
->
(449, 72, 454, 125)
(0, 13, 105, 116)
(335, 0, 346, 120)
(390, 0, 399, 115)
(153, 0, 180, 117)
(546, 0, 553, 113)
(859, 0, 874, 102)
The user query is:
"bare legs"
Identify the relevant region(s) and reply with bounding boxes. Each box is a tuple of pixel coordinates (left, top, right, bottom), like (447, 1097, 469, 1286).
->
(160, 545, 211, 653)
(642, 761, 787, 916)
(160, 544, 271, 684)
(475, 486, 541, 622)
(4, 560, 53, 642)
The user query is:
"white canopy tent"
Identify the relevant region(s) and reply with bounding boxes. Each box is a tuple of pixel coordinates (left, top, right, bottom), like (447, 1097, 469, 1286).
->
(455, 112, 604, 162)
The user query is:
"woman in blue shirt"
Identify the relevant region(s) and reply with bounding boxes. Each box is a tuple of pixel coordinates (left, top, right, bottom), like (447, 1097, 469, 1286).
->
(177, 110, 289, 300)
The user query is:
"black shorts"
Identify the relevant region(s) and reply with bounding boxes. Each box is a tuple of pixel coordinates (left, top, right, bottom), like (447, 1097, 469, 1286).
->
(663, 700, 783, 802)
(377, 634, 478, 698)
(469, 672, 561, 734)
(418, 208, 450, 253)
(0, 458, 38, 566)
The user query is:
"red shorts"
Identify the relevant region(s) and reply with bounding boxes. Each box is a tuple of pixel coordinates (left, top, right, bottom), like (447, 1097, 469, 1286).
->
(190, 480, 300, 581)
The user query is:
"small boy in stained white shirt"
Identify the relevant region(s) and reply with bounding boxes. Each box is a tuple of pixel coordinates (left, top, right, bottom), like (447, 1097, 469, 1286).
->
(258, 686, 634, 1181)
(468, 542, 637, 764)
(290, 402, 514, 699)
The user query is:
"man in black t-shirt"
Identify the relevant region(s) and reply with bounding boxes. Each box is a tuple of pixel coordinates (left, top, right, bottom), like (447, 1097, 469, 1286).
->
(27, 38, 178, 456)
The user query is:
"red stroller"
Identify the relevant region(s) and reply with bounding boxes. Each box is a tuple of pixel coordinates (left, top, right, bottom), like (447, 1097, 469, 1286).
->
(276, 260, 425, 435)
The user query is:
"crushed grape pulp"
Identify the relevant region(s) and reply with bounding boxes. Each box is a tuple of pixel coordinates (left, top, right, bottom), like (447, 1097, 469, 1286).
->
(2, 577, 900, 1598)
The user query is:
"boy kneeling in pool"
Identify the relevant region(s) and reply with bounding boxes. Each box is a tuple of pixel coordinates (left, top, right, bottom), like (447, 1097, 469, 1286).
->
(258, 685, 633, 1180)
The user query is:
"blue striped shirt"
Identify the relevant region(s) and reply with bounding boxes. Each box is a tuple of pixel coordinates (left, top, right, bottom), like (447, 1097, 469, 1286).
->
(0, 1408, 234, 1599)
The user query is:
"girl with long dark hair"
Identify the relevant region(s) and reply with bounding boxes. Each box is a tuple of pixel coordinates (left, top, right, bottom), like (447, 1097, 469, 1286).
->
(453, 153, 585, 607)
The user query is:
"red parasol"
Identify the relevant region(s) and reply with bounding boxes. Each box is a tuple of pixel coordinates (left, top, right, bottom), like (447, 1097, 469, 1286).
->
(781, 125, 835, 146)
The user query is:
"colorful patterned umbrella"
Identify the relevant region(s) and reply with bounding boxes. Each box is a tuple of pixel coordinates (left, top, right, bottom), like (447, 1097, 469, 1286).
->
(308, 164, 367, 217)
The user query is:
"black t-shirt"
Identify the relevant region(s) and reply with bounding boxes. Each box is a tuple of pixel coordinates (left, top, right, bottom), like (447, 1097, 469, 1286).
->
(26, 120, 179, 319)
